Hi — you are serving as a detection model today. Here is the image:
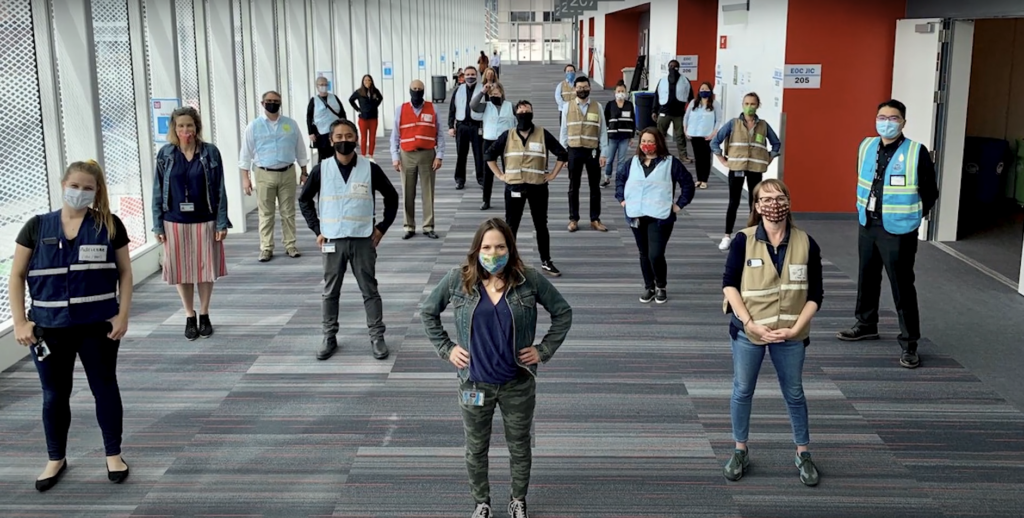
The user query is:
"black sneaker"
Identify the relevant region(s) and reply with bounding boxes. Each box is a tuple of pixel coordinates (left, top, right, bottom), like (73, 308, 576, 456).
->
(471, 503, 491, 518)
(795, 451, 820, 486)
(836, 324, 879, 341)
(508, 498, 529, 518)
(655, 288, 667, 304)
(639, 289, 656, 303)
(317, 335, 339, 361)
(540, 261, 561, 277)
(723, 448, 749, 481)
(198, 315, 213, 338)
(184, 316, 199, 341)
(900, 349, 920, 369)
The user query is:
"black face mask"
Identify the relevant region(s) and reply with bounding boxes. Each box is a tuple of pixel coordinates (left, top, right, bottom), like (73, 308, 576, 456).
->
(264, 102, 281, 114)
(465, 76, 477, 85)
(576, 90, 590, 100)
(515, 112, 533, 130)
(668, 68, 680, 79)
(333, 141, 357, 156)
(410, 89, 425, 108)
(490, 96, 503, 107)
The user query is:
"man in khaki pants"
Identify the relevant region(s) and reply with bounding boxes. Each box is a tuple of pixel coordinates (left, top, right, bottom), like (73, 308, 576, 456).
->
(390, 79, 446, 239)
(240, 91, 309, 262)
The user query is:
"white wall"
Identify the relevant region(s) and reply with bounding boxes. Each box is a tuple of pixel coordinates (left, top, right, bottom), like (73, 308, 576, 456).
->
(713, 0, 789, 179)
(588, 0, 679, 89)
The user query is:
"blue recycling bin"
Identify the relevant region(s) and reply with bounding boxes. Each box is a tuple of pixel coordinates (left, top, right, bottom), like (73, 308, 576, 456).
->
(632, 92, 655, 131)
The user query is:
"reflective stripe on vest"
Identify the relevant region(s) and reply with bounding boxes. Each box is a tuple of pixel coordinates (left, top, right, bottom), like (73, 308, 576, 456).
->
(725, 118, 770, 173)
(454, 85, 485, 122)
(855, 137, 923, 235)
(312, 94, 343, 134)
(607, 102, 635, 137)
(567, 101, 601, 149)
(503, 126, 549, 185)
(623, 156, 673, 220)
(319, 157, 375, 239)
(483, 101, 515, 141)
(252, 116, 300, 167)
(399, 102, 438, 152)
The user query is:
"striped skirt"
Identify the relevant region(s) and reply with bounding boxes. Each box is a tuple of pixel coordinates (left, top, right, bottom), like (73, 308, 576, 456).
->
(162, 220, 227, 284)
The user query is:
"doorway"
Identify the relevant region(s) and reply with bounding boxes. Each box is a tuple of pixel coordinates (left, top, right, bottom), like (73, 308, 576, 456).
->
(515, 23, 544, 63)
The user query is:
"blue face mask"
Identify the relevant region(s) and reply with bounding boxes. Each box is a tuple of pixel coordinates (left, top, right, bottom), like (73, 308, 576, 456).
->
(699, 91, 711, 98)
(566, 72, 576, 83)
(63, 188, 95, 210)
(478, 253, 509, 275)
(876, 120, 901, 139)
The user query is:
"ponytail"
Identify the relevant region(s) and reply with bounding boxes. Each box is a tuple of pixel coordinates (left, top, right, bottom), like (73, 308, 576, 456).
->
(65, 160, 117, 240)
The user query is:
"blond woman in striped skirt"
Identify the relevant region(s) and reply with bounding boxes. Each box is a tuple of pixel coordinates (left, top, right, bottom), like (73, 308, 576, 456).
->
(152, 107, 231, 341)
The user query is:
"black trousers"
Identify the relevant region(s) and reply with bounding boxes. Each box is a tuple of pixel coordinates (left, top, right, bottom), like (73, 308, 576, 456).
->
(567, 147, 602, 222)
(455, 122, 484, 185)
(725, 171, 764, 234)
(482, 139, 504, 204)
(314, 134, 334, 165)
(505, 183, 551, 262)
(855, 222, 921, 350)
(691, 137, 712, 183)
(631, 217, 675, 289)
(32, 323, 123, 461)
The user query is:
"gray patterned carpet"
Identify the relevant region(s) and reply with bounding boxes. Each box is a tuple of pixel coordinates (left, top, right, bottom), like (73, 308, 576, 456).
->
(1, 64, 1023, 517)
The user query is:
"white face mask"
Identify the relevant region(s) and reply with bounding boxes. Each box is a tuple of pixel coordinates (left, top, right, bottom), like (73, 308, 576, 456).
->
(317, 85, 328, 94)
(615, 92, 627, 101)
(63, 188, 96, 210)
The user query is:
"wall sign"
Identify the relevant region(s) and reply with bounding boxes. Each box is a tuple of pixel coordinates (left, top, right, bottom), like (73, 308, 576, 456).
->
(783, 64, 822, 89)
(719, 35, 728, 49)
(676, 55, 698, 81)
(151, 98, 181, 145)
(440, 53, 446, 63)
(715, 63, 722, 80)
(382, 61, 394, 80)
(315, 70, 334, 91)
(418, 55, 426, 70)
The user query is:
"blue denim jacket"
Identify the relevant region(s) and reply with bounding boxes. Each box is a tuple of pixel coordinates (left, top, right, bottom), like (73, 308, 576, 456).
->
(152, 142, 232, 234)
(421, 266, 573, 382)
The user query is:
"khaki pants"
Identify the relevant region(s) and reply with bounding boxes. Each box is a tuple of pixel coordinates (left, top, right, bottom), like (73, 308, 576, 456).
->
(254, 166, 297, 252)
(400, 149, 436, 232)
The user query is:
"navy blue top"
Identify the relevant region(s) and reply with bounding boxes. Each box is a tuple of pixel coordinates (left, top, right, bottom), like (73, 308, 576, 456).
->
(163, 149, 214, 224)
(468, 284, 519, 385)
(722, 223, 824, 345)
(614, 155, 696, 225)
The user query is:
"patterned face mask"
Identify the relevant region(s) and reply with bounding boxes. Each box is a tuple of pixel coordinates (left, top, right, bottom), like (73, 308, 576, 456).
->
(760, 202, 790, 223)
(478, 253, 509, 274)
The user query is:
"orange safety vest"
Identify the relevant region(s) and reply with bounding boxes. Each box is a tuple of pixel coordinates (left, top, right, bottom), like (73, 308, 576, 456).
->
(398, 102, 438, 152)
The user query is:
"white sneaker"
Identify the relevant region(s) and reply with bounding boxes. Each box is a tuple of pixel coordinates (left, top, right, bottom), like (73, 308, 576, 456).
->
(718, 236, 732, 251)
(471, 503, 491, 518)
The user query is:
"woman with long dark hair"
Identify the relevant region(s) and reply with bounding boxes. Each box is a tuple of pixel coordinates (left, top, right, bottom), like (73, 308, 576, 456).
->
(421, 218, 572, 518)
(349, 74, 384, 158)
(683, 81, 722, 188)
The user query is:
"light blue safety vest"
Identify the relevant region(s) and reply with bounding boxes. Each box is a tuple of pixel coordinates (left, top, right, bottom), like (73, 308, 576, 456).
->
(482, 100, 515, 141)
(856, 137, 923, 235)
(656, 78, 690, 106)
(252, 116, 300, 168)
(319, 157, 375, 239)
(624, 156, 673, 220)
(454, 85, 485, 122)
(684, 99, 720, 137)
(27, 210, 120, 328)
(312, 94, 344, 135)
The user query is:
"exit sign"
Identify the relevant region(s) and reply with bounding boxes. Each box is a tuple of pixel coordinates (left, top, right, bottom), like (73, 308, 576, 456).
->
(719, 35, 728, 49)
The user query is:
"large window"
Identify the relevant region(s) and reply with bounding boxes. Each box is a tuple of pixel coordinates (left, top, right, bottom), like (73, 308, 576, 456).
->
(542, 11, 564, 22)
(510, 11, 535, 22)
(0, 0, 50, 324)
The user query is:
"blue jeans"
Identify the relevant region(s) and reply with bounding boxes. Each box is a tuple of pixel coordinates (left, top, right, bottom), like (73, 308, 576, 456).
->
(605, 138, 630, 178)
(730, 331, 809, 446)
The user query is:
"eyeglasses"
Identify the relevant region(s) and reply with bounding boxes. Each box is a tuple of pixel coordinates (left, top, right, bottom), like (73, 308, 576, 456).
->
(758, 196, 789, 204)
(875, 115, 902, 123)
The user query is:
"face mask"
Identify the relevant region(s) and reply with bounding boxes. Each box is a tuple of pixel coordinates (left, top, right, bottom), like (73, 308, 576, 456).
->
(760, 202, 790, 223)
(63, 188, 95, 210)
(264, 102, 281, 114)
(490, 96, 503, 107)
(876, 120, 901, 139)
(743, 106, 757, 117)
(699, 91, 711, 98)
(333, 141, 357, 156)
(176, 129, 193, 144)
(317, 86, 328, 94)
(516, 112, 533, 130)
(410, 90, 425, 108)
(478, 252, 509, 275)
(640, 143, 657, 156)
(669, 68, 680, 78)
(566, 72, 576, 83)
(576, 90, 590, 100)
(465, 76, 477, 85)
(615, 92, 627, 101)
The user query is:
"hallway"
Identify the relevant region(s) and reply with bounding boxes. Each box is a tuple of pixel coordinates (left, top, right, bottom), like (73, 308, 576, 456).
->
(1, 64, 1022, 517)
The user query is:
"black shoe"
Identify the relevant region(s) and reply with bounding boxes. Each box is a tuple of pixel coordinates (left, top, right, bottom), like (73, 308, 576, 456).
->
(639, 289, 656, 303)
(540, 261, 561, 277)
(836, 324, 879, 341)
(600, 177, 610, 187)
(723, 448, 749, 481)
(317, 336, 338, 361)
(480, 202, 490, 210)
(107, 457, 130, 484)
(655, 289, 668, 304)
(423, 230, 439, 239)
(795, 452, 819, 486)
(372, 338, 389, 360)
(508, 498, 529, 518)
(456, 182, 465, 190)
(198, 314, 213, 338)
(900, 349, 920, 369)
(477, 178, 484, 187)
(402, 231, 415, 240)
(35, 459, 67, 492)
(185, 316, 199, 341)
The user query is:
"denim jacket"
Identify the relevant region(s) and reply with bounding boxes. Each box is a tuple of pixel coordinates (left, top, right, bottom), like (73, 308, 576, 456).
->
(421, 266, 573, 382)
(152, 142, 232, 234)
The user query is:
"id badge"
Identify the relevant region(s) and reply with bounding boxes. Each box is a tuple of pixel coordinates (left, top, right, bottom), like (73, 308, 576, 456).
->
(789, 264, 808, 281)
(351, 183, 370, 195)
(629, 217, 640, 228)
(586, 112, 600, 122)
(32, 341, 50, 362)
(179, 202, 195, 212)
(461, 390, 485, 407)
(528, 142, 543, 152)
(746, 258, 764, 268)
(78, 245, 107, 262)
(867, 195, 877, 212)
(510, 190, 522, 198)
(622, 110, 631, 118)
(890, 175, 906, 187)
(478, 127, 484, 136)
(322, 242, 337, 254)
(423, 114, 433, 122)
(592, 149, 598, 158)
(732, 170, 745, 178)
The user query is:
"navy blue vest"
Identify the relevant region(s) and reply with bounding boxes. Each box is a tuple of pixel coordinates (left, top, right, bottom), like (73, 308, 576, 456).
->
(27, 211, 120, 328)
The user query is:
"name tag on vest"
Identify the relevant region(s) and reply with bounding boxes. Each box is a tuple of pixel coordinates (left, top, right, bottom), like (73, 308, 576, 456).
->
(746, 258, 763, 268)
(79, 245, 107, 262)
(889, 175, 906, 187)
(586, 112, 600, 122)
(351, 183, 370, 195)
(789, 264, 808, 281)
(423, 114, 433, 122)
(528, 142, 542, 152)
(622, 111, 631, 118)
(179, 202, 195, 212)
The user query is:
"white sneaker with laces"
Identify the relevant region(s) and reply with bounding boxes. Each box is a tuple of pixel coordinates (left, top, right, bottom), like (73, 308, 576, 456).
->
(508, 499, 529, 518)
(718, 236, 732, 251)
(471, 503, 491, 518)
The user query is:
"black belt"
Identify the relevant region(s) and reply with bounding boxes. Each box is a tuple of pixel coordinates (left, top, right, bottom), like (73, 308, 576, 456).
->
(260, 165, 292, 172)
(457, 120, 481, 126)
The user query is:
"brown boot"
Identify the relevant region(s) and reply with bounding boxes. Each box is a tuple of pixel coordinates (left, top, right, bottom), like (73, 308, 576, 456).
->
(567, 220, 578, 232)
(591, 221, 608, 232)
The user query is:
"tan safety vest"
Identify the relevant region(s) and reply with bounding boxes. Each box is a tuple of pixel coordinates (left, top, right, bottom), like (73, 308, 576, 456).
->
(560, 81, 575, 103)
(503, 127, 549, 185)
(723, 225, 811, 345)
(725, 118, 771, 173)
(566, 101, 601, 149)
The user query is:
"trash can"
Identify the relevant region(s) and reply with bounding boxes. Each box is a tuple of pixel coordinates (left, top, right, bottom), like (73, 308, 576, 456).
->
(633, 92, 655, 131)
(431, 75, 448, 103)
(622, 67, 635, 90)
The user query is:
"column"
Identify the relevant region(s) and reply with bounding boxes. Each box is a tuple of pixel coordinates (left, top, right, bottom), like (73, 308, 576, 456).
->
(391, 0, 408, 109)
(312, 0, 332, 106)
(50, 0, 103, 166)
(366, 0, 385, 134)
(239, 0, 257, 122)
(379, 0, 396, 133)
(351, 0, 369, 86)
(250, 0, 279, 98)
(285, 0, 311, 116)
(274, 0, 290, 109)
(30, 1, 66, 208)
(207, 0, 246, 233)
(128, 0, 158, 241)
(332, 0, 354, 97)
(193, 0, 211, 116)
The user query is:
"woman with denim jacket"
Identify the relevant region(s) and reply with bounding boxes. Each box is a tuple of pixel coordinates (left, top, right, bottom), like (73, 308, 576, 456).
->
(152, 107, 232, 341)
(421, 218, 572, 518)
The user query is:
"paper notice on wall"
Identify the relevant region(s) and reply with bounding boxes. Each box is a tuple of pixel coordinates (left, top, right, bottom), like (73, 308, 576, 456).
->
(732, 65, 738, 86)
(783, 64, 822, 89)
(715, 63, 722, 80)
(151, 98, 181, 146)
(773, 67, 784, 91)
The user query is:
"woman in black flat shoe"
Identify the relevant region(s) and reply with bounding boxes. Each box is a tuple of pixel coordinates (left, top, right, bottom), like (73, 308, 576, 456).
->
(9, 160, 132, 491)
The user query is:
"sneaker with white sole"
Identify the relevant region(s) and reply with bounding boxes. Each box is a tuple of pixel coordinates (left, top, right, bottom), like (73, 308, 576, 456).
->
(508, 499, 529, 518)
(471, 503, 491, 518)
(718, 236, 732, 251)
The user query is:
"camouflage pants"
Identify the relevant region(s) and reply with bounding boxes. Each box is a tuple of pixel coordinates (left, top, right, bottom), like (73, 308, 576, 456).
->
(459, 372, 537, 505)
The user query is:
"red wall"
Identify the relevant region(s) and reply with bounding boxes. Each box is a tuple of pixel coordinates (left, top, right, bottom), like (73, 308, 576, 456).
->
(783, 0, 906, 212)
(604, 12, 641, 87)
(676, 0, 718, 87)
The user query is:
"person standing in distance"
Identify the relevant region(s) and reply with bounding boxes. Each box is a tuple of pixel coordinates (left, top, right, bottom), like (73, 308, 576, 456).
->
(299, 119, 399, 361)
(490, 50, 501, 78)
(485, 100, 569, 277)
(421, 218, 572, 518)
(449, 66, 485, 189)
(471, 80, 516, 210)
(836, 99, 938, 369)
(391, 79, 446, 240)
(306, 75, 347, 165)
(554, 64, 576, 116)
(240, 90, 308, 262)
(652, 60, 693, 162)
(348, 74, 384, 159)
(602, 80, 636, 187)
(683, 81, 723, 189)
(9, 160, 133, 491)
(560, 75, 610, 232)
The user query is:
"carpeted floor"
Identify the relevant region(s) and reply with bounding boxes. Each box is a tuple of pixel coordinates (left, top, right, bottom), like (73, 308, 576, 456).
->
(1, 64, 1023, 517)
